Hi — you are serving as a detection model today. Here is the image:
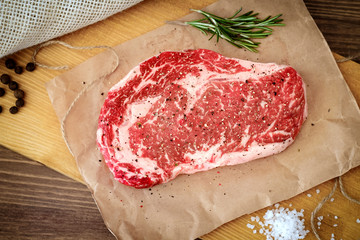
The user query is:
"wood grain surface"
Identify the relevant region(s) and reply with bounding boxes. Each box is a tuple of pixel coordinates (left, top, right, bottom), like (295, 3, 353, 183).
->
(0, 0, 359, 239)
(304, 0, 360, 62)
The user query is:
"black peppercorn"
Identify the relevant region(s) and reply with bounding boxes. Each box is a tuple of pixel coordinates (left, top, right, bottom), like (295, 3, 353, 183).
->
(9, 81, 18, 90)
(1, 74, 10, 84)
(9, 106, 18, 114)
(5, 59, 16, 69)
(26, 62, 36, 72)
(15, 66, 23, 74)
(14, 89, 24, 99)
(0, 88, 4, 97)
(16, 98, 25, 107)
(0, 106, 2, 113)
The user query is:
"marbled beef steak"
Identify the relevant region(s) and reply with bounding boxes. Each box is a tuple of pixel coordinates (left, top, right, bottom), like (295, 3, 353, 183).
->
(97, 49, 307, 188)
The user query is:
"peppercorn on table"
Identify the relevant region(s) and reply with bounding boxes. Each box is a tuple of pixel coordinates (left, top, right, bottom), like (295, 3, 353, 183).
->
(0, 0, 359, 239)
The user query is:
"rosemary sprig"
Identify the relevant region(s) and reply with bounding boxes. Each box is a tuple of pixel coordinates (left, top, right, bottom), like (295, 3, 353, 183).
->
(184, 8, 284, 52)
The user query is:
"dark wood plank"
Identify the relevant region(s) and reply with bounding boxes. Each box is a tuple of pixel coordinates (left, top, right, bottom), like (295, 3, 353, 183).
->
(0, 146, 114, 239)
(304, 0, 360, 63)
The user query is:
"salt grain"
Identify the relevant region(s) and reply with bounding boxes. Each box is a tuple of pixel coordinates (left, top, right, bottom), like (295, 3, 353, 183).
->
(316, 189, 320, 194)
(330, 198, 334, 202)
(307, 193, 312, 197)
(333, 224, 338, 227)
(334, 216, 338, 219)
(247, 223, 255, 229)
(317, 215, 323, 229)
(246, 205, 309, 240)
(356, 218, 360, 223)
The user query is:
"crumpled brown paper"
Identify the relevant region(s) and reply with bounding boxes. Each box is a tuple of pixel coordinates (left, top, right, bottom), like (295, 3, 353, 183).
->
(46, 0, 360, 239)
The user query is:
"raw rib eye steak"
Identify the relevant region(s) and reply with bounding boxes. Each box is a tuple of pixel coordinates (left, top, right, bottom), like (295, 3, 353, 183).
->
(97, 49, 307, 189)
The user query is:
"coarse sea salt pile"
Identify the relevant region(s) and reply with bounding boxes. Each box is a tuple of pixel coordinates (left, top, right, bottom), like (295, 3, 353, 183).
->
(247, 204, 309, 240)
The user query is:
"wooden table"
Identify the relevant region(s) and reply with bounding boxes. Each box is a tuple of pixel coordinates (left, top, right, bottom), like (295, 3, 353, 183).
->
(1, 0, 359, 239)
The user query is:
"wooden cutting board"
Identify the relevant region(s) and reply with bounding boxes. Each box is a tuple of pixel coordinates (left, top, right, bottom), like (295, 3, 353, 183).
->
(0, 0, 359, 238)
(0, 0, 359, 184)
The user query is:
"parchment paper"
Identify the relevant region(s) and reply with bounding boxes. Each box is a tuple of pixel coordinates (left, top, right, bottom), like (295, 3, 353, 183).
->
(46, 0, 360, 239)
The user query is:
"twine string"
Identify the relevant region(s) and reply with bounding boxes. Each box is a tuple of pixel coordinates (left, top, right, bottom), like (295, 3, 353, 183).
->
(336, 55, 359, 63)
(166, 20, 188, 26)
(339, 175, 360, 204)
(311, 175, 360, 240)
(310, 179, 338, 240)
(32, 40, 120, 156)
(32, 40, 119, 71)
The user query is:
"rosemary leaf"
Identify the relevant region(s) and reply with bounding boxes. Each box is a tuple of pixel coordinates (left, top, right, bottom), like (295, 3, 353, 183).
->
(185, 8, 285, 52)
